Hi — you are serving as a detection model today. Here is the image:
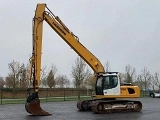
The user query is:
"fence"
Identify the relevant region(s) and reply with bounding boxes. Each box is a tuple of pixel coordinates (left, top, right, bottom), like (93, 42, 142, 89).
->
(0, 88, 93, 104)
(0, 88, 150, 105)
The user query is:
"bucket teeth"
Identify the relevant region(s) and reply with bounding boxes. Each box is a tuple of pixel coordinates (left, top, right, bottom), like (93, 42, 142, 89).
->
(25, 92, 51, 116)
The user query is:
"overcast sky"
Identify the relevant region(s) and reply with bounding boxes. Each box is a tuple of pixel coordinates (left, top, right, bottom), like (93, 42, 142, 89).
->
(0, 0, 160, 78)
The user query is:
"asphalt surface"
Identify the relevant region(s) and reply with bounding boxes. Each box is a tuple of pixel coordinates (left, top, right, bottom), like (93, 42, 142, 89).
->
(0, 97, 160, 120)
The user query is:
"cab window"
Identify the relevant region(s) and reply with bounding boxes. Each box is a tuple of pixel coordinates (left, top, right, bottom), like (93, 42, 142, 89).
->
(103, 75, 118, 89)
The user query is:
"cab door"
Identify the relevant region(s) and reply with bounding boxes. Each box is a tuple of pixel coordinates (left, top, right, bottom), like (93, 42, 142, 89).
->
(95, 77, 103, 95)
(103, 75, 120, 95)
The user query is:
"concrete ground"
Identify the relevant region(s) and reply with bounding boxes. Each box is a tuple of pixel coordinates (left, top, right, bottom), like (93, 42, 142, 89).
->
(0, 97, 160, 120)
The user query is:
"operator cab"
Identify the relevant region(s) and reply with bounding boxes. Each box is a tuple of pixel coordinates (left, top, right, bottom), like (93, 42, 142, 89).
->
(95, 72, 120, 95)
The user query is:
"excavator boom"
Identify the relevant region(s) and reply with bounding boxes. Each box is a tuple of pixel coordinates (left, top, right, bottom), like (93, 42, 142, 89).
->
(25, 3, 105, 116)
(44, 5, 105, 73)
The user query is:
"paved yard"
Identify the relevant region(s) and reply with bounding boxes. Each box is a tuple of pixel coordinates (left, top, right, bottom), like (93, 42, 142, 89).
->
(0, 98, 160, 120)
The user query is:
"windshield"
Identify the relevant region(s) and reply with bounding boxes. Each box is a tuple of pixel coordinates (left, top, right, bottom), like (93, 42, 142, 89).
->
(103, 75, 118, 89)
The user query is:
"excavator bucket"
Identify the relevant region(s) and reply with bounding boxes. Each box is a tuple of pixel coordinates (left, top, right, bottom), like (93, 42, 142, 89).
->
(25, 92, 51, 116)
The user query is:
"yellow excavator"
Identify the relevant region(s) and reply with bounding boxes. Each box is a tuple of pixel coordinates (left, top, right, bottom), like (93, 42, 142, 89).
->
(25, 3, 142, 115)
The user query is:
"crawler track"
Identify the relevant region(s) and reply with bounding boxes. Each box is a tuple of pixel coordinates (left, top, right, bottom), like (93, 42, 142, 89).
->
(77, 99, 142, 114)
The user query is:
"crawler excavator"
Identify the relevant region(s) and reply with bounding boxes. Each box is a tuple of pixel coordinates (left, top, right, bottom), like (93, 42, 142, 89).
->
(25, 3, 142, 115)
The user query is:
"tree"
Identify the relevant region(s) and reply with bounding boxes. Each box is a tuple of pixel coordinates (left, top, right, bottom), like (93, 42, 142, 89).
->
(141, 67, 151, 96)
(46, 64, 57, 88)
(152, 72, 160, 91)
(104, 60, 111, 72)
(56, 75, 70, 88)
(118, 72, 125, 84)
(47, 70, 55, 88)
(84, 73, 96, 90)
(0, 77, 5, 88)
(18, 63, 28, 88)
(135, 74, 144, 91)
(7, 61, 30, 88)
(71, 57, 91, 99)
(124, 65, 136, 83)
(149, 75, 155, 91)
(40, 66, 47, 88)
(71, 57, 89, 88)
(50, 64, 57, 75)
(5, 74, 14, 88)
(8, 60, 21, 88)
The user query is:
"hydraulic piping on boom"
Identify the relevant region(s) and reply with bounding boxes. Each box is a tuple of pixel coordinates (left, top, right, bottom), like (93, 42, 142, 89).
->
(25, 3, 142, 116)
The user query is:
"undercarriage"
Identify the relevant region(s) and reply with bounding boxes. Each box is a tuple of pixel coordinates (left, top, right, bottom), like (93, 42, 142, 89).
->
(77, 99, 142, 114)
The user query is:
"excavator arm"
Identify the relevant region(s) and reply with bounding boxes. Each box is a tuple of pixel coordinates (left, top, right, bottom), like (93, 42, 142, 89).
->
(25, 3, 105, 116)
